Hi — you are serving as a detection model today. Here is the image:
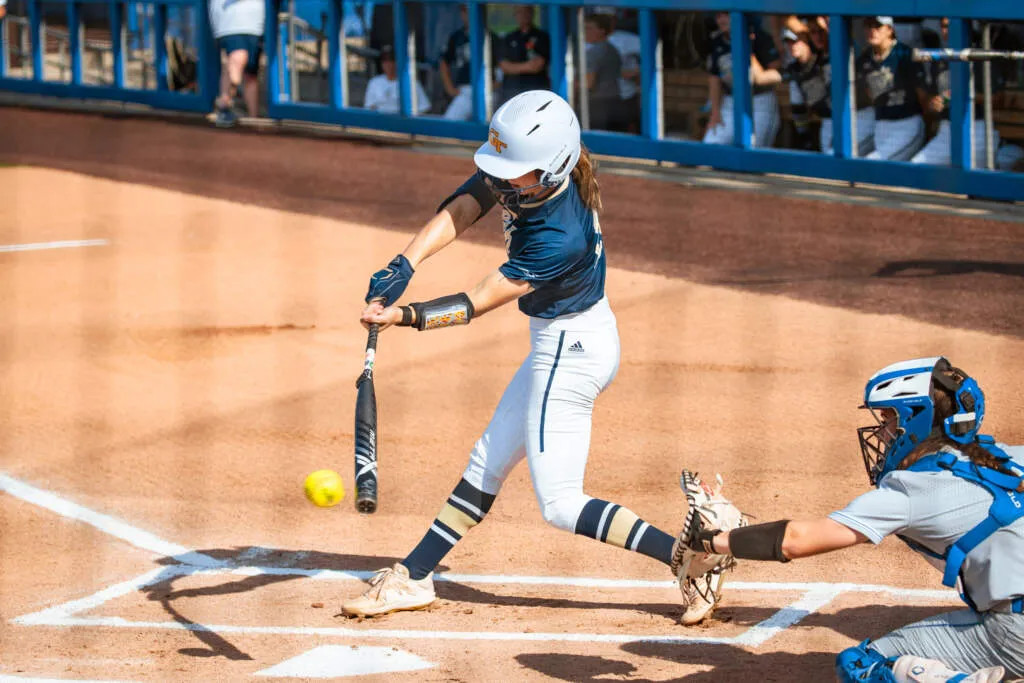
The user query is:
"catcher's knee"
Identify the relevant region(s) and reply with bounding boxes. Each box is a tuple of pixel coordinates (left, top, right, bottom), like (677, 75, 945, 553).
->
(539, 493, 590, 532)
(836, 641, 897, 682)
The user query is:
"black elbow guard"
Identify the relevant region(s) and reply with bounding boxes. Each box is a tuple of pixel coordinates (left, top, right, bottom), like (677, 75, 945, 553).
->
(729, 520, 791, 562)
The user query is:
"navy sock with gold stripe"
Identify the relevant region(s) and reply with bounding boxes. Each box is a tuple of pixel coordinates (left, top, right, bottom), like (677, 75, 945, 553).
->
(402, 479, 495, 580)
(573, 498, 674, 566)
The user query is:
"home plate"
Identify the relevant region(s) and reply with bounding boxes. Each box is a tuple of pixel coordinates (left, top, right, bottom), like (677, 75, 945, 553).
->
(255, 645, 435, 678)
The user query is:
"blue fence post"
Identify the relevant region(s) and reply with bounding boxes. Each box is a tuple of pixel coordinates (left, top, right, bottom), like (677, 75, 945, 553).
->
(547, 4, 567, 100)
(197, 0, 218, 106)
(468, 1, 487, 123)
(28, 0, 43, 81)
(265, 0, 280, 105)
(393, 0, 412, 116)
(949, 17, 972, 169)
(111, 1, 126, 88)
(0, 9, 6, 77)
(728, 11, 751, 148)
(153, 3, 168, 91)
(68, 1, 83, 85)
(327, 0, 344, 108)
(639, 8, 660, 140)
(828, 14, 853, 158)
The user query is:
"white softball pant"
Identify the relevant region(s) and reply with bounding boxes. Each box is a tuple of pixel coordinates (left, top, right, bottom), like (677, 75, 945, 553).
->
(461, 297, 620, 531)
(443, 85, 474, 121)
(820, 107, 877, 157)
(871, 609, 1024, 678)
(703, 92, 781, 148)
(911, 119, 1001, 167)
(866, 115, 925, 161)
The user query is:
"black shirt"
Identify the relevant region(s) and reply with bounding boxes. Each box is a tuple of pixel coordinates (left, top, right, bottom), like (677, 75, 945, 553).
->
(706, 26, 780, 96)
(500, 26, 551, 92)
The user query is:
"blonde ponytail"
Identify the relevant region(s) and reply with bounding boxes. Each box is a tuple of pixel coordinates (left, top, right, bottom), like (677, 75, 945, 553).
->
(571, 145, 602, 213)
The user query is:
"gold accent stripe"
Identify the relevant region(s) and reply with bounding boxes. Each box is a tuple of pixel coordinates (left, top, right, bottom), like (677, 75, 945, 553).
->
(437, 503, 478, 536)
(605, 508, 641, 549)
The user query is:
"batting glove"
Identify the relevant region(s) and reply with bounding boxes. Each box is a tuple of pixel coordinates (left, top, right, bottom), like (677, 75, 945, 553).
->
(365, 254, 414, 306)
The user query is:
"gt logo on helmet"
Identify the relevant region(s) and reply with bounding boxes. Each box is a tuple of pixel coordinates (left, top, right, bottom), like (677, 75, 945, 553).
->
(489, 128, 508, 154)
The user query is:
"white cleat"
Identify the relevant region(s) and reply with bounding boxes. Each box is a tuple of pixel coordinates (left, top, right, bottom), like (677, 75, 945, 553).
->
(341, 563, 437, 617)
(892, 655, 1005, 683)
(680, 570, 725, 626)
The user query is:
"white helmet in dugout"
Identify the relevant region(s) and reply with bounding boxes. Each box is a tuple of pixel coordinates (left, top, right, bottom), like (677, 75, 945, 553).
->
(474, 90, 581, 187)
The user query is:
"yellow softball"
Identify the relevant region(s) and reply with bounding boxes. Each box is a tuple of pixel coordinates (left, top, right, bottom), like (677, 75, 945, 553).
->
(304, 469, 345, 507)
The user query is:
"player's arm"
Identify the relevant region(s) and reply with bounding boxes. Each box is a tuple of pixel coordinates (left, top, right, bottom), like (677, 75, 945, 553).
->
(750, 56, 783, 86)
(401, 192, 481, 269)
(361, 269, 530, 330)
(707, 75, 723, 127)
(439, 59, 458, 98)
(466, 269, 532, 316)
(707, 517, 868, 561)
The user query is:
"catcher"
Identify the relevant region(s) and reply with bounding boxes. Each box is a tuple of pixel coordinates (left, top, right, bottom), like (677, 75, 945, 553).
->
(674, 357, 1024, 683)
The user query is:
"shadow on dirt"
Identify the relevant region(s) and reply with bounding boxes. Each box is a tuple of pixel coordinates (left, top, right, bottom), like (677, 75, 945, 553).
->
(873, 259, 1024, 279)
(513, 604, 957, 682)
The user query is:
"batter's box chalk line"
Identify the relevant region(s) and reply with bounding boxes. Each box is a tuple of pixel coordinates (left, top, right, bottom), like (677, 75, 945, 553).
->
(1, 471, 959, 646)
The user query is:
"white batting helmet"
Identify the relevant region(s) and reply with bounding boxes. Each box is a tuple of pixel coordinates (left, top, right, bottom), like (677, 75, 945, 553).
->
(474, 90, 581, 187)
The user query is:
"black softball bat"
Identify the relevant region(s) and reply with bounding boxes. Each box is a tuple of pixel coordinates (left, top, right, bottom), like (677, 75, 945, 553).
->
(354, 323, 379, 514)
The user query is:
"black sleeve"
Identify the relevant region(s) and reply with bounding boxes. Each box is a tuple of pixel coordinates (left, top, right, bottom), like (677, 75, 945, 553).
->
(534, 30, 551, 61)
(436, 171, 497, 222)
(442, 33, 456, 65)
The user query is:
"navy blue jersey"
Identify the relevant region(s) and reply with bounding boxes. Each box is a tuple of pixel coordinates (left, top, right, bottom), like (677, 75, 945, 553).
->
(786, 51, 831, 118)
(440, 173, 605, 319)
(707, 26, 780, 96)
(443, 27, 471, 87)
(857, 41, 924, 120)
(500, 27, 551, 92)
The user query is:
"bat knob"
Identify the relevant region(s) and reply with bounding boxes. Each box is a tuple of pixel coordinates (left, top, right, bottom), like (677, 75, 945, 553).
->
(356, 496, 377, 514)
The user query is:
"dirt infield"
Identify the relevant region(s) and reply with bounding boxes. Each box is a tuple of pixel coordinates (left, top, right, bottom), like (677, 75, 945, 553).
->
(1, 107, 1023, 680)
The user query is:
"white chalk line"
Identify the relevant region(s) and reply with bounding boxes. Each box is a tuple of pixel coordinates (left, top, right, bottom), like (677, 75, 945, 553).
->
(0, 238, 110, 253)
(0, 473, 222, 568)
(3, 469, 961, 647)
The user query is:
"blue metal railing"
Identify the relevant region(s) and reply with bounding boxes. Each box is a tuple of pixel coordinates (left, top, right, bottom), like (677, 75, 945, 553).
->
(0, 0, 215, 111)
(2, 0, 1023, 200)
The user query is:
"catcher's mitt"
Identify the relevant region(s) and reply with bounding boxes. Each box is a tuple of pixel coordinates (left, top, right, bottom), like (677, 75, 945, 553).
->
(670, 470, 747, 580)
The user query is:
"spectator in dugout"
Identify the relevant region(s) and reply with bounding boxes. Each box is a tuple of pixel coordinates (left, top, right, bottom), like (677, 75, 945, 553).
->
(497, 5, 550, 106)
(439, 5, 498, 121)
(604, 8, 642, 133)
(857, 16, 928, 161)
(910, 17, 1024, 170)
(208, 0, 265, 127)
(363, 45, 431, 115)
(750, 18, 876, 156)
(583, 13, 621, 131)
(703, 12, 781, 148)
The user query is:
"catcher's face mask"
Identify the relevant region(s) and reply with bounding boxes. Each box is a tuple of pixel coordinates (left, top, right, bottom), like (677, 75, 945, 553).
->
(857, 406, 902, 485)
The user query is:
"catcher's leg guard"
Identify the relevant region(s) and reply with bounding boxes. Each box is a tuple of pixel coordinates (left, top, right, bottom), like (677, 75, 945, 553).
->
(836, 641, 898, 682)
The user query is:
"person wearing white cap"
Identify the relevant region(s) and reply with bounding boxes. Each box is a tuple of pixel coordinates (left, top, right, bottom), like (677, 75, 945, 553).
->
(344, 90, 719, 626)
(856, 16, 929, 161)
(703, 12, 782, 148)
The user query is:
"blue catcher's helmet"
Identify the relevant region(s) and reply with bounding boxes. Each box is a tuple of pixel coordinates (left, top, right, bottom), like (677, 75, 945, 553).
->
(858, 357, 985, 486)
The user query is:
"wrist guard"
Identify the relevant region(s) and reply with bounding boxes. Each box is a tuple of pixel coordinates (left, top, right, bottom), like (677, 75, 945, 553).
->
(729, 520, 791, 562)
(398, 293, 475, 331)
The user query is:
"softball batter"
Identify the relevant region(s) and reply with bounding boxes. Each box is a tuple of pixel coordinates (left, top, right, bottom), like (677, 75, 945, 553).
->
(343, 90, 717, 625)
(678, 357, 1024, 682)
(858, 16, 928, 161)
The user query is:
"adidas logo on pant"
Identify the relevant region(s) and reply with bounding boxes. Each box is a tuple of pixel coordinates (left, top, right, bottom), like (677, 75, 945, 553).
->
(568, 340, 584, 353)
